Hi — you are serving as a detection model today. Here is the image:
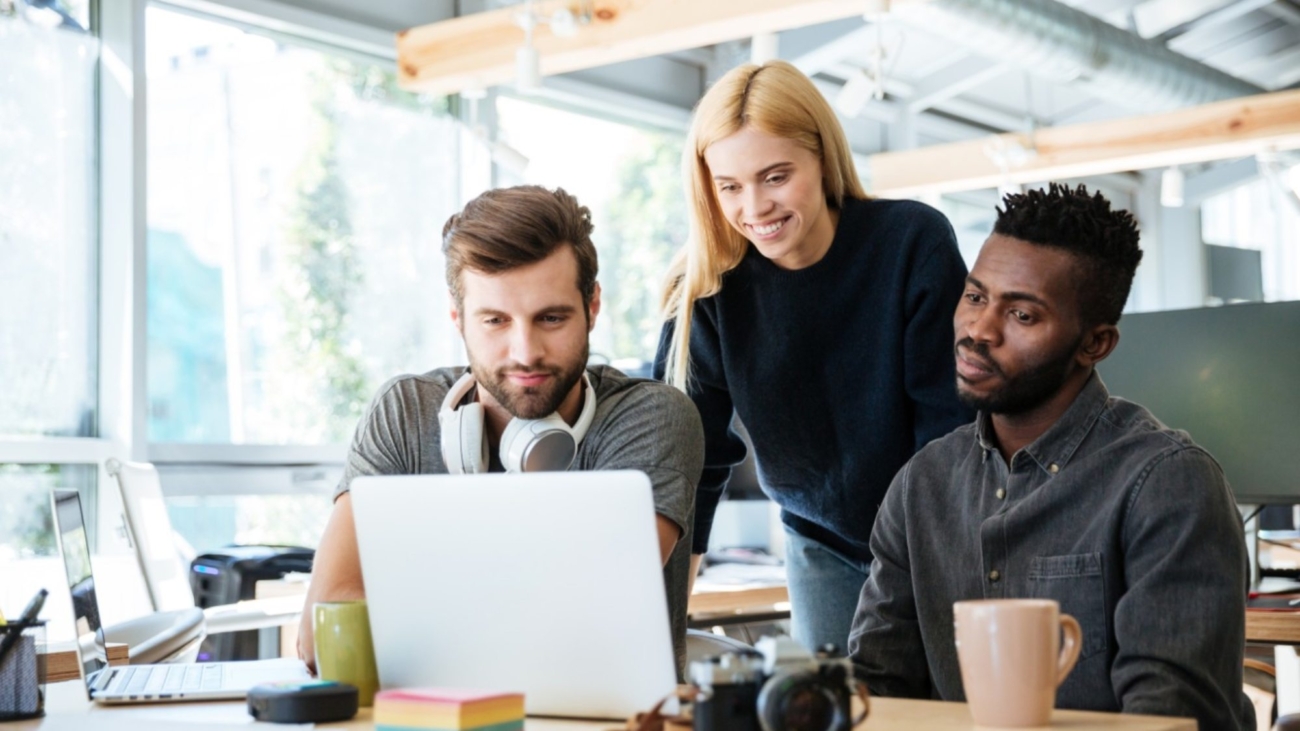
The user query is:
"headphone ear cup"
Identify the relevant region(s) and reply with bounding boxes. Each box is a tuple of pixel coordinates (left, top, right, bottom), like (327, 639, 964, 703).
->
(458, 403, 488, 474)
(440, 402, 488, 474)
(499, 416, 528, 473)
(501, 415, 576, 473)
(439, 407, 466, 474)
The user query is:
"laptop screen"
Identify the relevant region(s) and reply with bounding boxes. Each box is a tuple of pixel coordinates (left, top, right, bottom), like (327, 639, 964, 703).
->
(51, 489, 109, 684)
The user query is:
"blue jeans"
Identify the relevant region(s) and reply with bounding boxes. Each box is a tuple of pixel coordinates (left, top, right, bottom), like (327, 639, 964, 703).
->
(783, 526, 872, 655)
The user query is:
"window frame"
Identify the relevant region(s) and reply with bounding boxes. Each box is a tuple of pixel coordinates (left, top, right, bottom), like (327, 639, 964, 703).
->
(137, 0, 459, 464)
(5, 0, 702, 497)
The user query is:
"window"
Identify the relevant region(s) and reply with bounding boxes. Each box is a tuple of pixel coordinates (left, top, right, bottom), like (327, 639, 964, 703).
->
(494, 96, 687, 370)
(156, 463, 339, 554)
(0, 464, 97, 640)
(1201, 176, 1300, 304)
(0, 16, 98, 437)
(146, 6, 461, 446)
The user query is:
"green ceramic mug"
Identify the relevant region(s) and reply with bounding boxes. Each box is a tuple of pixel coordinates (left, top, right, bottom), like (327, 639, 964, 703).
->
(312, 600, 379, 706)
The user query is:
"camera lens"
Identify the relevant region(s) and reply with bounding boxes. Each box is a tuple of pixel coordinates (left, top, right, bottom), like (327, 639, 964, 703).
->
(758, 673, 845, 731)
(776, 685, 836, 731)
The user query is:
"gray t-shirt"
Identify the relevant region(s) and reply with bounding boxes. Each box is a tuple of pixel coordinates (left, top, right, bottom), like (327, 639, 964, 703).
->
(335, 364, 703, 676)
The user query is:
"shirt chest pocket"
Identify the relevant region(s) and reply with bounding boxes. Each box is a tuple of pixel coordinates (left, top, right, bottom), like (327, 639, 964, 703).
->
(1027, 552, 1108, 660)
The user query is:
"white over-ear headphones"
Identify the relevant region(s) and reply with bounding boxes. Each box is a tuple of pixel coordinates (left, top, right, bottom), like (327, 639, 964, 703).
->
(438, 371, 597, 474)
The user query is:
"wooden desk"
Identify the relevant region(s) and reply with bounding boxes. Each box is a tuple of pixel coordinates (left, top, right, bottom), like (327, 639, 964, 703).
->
(39, 641, 129, 683)
(687, 563, 789, 628)
(16, 678, 1195, 730)
(1247, 608, 1300, 643)
(688, 583, 788, 616)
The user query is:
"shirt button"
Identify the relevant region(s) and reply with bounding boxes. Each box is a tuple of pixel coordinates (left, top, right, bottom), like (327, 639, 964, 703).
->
(1049, 463, 1060, 474)
(988, 569, 1001, 582)
(995, 488, 1006, 500)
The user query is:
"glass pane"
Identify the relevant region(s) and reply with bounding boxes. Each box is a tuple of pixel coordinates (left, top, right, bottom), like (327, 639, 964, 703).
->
(1201, 176, 1300, 303)
(0, 464, 96, 641)
(494, 97, 688, 370)
(0, 19, 98, 437)
(166, 495, 332, 554)
(7, 0, 92, 33)
(146, 6, 460, 445)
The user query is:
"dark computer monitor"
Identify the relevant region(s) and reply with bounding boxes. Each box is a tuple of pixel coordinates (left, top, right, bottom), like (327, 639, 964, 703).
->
(1097, 300, 1300, 504)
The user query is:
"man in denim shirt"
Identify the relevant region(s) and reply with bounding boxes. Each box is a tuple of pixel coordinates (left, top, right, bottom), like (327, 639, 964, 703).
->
(848, 184, 1254, 730)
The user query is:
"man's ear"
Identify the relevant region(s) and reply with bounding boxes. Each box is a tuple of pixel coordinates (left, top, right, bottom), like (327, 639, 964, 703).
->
(1077, 323, 1120, 367)
(449, 293, 462, 331)
(587, 282, 602, 332)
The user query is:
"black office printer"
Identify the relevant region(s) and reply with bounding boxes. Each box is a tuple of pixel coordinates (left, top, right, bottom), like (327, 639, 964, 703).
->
(191, 545, 314, 660)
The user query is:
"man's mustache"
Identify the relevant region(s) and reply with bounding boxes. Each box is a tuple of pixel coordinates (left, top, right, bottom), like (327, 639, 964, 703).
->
(954, 338, 1004, 378)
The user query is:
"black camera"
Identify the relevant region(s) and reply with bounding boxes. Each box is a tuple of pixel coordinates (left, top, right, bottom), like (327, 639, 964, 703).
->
(690, 637, 863, 731)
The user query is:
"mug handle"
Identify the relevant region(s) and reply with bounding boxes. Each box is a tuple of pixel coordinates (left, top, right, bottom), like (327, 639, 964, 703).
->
(1055, 613, 1083, 687)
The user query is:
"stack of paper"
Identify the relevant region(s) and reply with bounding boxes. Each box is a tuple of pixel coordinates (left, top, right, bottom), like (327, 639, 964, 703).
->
(375, 688, 525, 731)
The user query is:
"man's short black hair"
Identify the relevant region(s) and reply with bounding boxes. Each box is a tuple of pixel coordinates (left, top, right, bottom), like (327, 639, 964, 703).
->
(993, 183, 1143, 327)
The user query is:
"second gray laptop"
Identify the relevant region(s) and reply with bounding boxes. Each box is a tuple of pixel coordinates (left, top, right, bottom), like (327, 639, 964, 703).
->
(350, 471, 677, 719)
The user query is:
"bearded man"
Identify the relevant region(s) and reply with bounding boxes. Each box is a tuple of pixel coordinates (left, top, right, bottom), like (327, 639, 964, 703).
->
(848, 184, 1254, 731)
(298, 186, 702, 675)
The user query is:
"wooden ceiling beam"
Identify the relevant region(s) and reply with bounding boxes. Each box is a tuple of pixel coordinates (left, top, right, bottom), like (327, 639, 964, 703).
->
(864, 89, 1300, 197)
(396, 0, 884, 95)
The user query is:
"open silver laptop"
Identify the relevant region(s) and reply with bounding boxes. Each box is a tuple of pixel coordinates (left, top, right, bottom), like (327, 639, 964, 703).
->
(51, 489, 309, 704)
(351, 471, 678, 719)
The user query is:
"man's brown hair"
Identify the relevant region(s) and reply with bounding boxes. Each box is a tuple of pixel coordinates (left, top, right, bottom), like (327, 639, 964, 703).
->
(443, 185, 598, 313)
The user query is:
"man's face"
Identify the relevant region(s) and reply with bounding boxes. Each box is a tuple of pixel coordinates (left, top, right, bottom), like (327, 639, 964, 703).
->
(452, 246, 598, 420)
(953, 234, 1085, 415)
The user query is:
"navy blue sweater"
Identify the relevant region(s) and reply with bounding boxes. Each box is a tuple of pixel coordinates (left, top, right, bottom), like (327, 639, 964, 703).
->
(655, 197, 974, 562)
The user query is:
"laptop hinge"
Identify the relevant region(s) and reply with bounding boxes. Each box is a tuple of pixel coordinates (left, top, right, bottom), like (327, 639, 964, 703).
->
(89, 666, 115, 693)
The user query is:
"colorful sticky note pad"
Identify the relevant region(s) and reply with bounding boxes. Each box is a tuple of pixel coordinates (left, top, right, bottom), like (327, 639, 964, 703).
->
(374, 688, 525, 731)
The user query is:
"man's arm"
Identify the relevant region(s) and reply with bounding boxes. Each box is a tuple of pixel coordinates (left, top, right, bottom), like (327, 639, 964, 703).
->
(656, 516, 683, 566)
(297, 493, 365, 672)
(848, 463, 932, 698)
(1111, 448, 1253, 731)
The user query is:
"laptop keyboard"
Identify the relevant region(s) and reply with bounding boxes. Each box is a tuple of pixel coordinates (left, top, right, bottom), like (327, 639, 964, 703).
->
(113, 663, 224, 696)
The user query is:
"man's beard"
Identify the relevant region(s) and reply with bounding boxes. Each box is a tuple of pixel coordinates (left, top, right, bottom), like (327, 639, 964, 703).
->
(955, 336, 1080, 416)
(470, 344, 588, 420)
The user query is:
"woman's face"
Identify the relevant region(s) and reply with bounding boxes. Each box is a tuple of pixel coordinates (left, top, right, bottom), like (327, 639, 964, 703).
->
(703, 126, 835, 270)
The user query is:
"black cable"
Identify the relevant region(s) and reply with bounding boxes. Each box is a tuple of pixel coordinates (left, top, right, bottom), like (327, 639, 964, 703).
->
(1242, 505, 1265, 527)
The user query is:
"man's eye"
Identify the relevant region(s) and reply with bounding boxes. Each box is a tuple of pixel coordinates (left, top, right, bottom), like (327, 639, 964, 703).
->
(1012, 310, 1034, 323)
(541, 315, 566, 324)
(964, 292, 984, 304)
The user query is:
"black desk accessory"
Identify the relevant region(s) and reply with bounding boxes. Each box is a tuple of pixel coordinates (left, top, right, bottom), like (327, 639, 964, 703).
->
(0, 589, 47, 669)
(247, 680, 359, 723)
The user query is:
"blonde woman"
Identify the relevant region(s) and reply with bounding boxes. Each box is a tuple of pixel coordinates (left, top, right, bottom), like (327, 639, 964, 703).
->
(655, 61, 972, 653)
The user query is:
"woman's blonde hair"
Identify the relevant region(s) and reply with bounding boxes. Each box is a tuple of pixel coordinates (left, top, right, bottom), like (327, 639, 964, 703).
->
(659, 60, 867, 391)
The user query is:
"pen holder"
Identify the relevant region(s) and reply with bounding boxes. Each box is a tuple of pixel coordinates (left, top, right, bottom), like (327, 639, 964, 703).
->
(0, 620, 47, 721)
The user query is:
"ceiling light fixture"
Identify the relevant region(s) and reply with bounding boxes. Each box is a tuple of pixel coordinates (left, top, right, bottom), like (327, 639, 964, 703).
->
(512, 0, 589, 94)
(463, 88, 530, 176)
(1160, 166, 1184, 208)
(751, 32, 779, 65)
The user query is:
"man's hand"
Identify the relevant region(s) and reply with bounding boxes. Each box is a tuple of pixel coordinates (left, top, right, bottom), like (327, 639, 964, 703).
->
(297, 492, 366, 673)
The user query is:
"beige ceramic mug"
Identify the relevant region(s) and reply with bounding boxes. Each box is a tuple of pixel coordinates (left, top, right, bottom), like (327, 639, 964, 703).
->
(953, 599, 1082, 728)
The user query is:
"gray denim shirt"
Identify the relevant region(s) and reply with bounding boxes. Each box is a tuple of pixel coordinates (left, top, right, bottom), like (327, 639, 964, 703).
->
(848, 373, 1254, 731)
